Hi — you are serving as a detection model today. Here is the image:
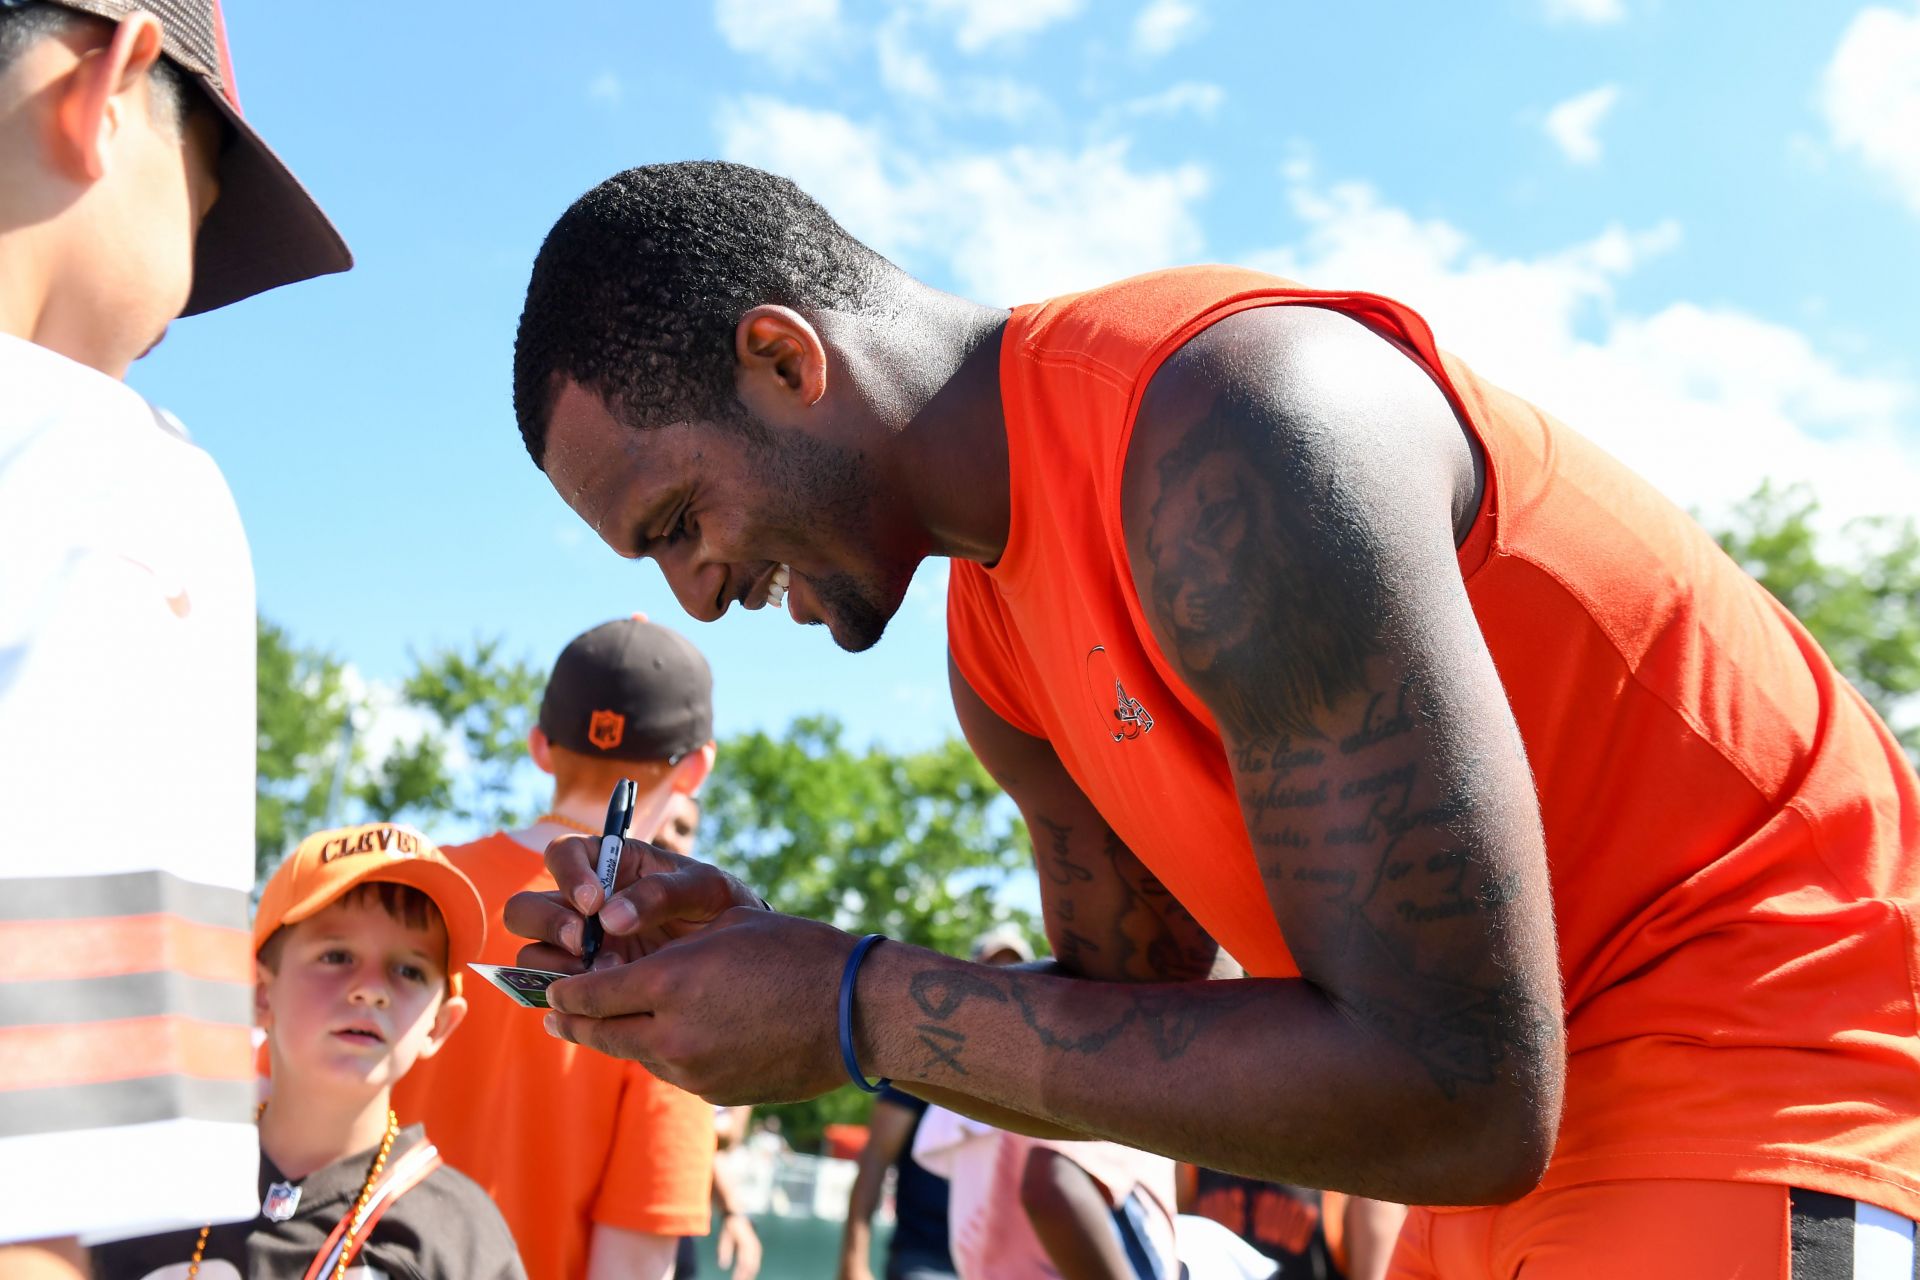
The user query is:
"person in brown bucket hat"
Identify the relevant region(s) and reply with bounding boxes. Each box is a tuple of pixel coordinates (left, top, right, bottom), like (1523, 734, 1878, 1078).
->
(0, 3, 351, 1274)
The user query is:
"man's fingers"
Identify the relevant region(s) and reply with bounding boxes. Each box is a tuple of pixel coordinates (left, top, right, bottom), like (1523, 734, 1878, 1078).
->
(629, 835, 691, 877)
(502, 888, 585, 954)
(514, 942, 584, 974)
(543, 833, 607, 913)
(545, 951, 670, 1019)
(542, 1011, 672, 1079)
(610, 867, 733, 936)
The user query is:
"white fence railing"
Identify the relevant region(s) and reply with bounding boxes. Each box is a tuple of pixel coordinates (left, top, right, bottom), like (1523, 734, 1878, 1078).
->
(722, 1145, 890, 1224)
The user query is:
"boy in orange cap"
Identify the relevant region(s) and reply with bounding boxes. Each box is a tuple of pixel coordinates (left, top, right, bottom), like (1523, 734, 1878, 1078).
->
(93, 823, 526, 1280)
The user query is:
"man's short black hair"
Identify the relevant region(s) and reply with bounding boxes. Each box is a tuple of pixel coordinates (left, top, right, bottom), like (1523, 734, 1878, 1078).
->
(0, 1, 190, 133)
(513, 161, 897, 469)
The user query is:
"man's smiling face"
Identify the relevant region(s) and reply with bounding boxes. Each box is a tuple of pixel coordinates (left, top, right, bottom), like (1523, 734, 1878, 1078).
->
(541, 379, 920, 653)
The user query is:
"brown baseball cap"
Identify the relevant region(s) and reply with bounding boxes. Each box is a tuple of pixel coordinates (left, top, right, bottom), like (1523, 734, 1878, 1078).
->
(28, 0, 352, 314)
(539, 616, 715, 763)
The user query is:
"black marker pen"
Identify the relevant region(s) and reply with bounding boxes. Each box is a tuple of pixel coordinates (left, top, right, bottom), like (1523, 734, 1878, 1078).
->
(581, 777, 636, 968)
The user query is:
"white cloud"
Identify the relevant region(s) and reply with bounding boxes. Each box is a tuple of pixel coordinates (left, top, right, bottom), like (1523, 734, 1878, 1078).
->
(957, 77, 1053, 124)
(716, 96, 1208, 304)
(586, 71, 623, 107)
(1244, 162, 1919, 528)
(1820, 2, 1920, 216)
(877, 15, 943, 100)
(1132, 0, 1204, 56)
(1542, 0, 1625, 23)
(714, 0, 843, 72)
(1544, 84, 1621, 165)
(919, 0, 1086, 53)
(873, 16, 1050, 122)
(1118, 81, 1224, 119)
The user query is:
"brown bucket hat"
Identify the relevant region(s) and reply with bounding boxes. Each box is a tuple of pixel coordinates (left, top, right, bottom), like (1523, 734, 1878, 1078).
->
(27, 0, 352, 314)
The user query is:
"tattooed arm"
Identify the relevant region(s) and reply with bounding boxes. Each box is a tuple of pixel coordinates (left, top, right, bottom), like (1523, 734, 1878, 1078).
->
(844, 306, 1560, 1204)
(950, 655, 1224, 986)
(1119, 303, 1564, 1193)
(882, 660, 1227, 1135)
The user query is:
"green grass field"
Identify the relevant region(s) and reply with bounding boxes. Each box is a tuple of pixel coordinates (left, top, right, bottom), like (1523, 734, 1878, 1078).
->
(684, 1214, 889, 1279)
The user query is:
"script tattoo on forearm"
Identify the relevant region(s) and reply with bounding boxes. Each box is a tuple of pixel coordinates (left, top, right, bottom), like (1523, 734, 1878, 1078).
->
(907, 965, 1263, 1077)
(1032, 814, 1218, 983)
(1141, 389, 1554, 1103)
(1034, 816, 1104, 972)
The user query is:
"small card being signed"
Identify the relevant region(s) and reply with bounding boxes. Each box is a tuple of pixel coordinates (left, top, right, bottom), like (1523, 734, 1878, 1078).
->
(470, 963, 569, 1010)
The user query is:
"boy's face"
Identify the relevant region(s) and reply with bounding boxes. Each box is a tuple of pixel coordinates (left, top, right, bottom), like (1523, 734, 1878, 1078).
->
(655, 792, 701, 857)
(2, 15, 225, 374)
(257, 894, 467, 1094)
(115, 92, 223, 357)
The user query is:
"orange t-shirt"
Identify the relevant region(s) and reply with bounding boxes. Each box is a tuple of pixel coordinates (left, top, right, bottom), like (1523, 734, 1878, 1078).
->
(946, 266, 1920, 1215)
(392, 832, 715, 1280)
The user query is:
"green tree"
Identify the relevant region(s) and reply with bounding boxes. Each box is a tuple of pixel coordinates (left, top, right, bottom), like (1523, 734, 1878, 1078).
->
(1713, 481, 1920, 758)
(256, 624, 546, 880)
(395, 638, 546, 829)
(255, 619, 356, 878)
(702, 715, 1036, 1149)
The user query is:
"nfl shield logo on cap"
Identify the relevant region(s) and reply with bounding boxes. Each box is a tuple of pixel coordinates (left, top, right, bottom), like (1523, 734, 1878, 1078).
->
(588, 709, 626, 752)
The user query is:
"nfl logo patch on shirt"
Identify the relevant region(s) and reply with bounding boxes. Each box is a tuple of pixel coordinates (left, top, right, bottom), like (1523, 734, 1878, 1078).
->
(262, 1179, 301, 1222)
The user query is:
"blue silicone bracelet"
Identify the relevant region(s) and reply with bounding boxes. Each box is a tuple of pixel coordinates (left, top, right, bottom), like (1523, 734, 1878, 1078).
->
(838, 933, 890, 1094)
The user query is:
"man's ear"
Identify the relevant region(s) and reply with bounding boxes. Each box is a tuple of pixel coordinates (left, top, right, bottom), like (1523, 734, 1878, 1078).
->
(52, 11, 166, 183)
(416, 993, 468, 1060)
(734, 305, 828, 414)
(528, 726, 555, 778)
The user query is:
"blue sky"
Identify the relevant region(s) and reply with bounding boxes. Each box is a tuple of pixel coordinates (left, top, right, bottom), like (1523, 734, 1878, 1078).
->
(129, 0, 1920, 767)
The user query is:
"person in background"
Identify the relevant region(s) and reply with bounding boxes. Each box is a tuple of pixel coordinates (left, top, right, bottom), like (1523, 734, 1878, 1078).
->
(1177, 1167, 1407, 1280)
(968, 924, 1034, 969)
(913, 1106, 1178, 1280)
(839, 1082, 957, 1280)
(840, 928, 1038, 1280)
(0, 0, 348, 1272)
(91, 824, 524, 1279)
(1171, 950, 1406, 1280)
(670, 838, 763, 1280)
(393, 618, 720, 1280)
(705, 1105, 763, 1280)
(838, 927, 1034, 1280)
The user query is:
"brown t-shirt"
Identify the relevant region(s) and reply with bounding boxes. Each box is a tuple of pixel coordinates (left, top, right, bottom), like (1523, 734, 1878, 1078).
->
(91, 1125, 525, 1280)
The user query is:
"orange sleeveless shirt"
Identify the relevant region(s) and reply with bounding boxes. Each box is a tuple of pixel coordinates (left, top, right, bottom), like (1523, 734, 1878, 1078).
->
(946, 266, 1920, 1214)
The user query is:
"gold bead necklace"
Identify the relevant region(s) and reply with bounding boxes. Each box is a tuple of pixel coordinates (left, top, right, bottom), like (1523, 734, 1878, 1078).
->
(185, 1103, 401, 1280)
(535, 811, 598, 836)
(331, 1109, 401, 1280)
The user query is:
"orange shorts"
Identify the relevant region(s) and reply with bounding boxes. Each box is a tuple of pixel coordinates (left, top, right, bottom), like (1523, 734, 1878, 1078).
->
(1388, 1182, 1918, 1280)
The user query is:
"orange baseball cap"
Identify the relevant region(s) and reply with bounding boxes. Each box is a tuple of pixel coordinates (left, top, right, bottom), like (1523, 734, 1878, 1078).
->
(254, 823, 487, 996)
